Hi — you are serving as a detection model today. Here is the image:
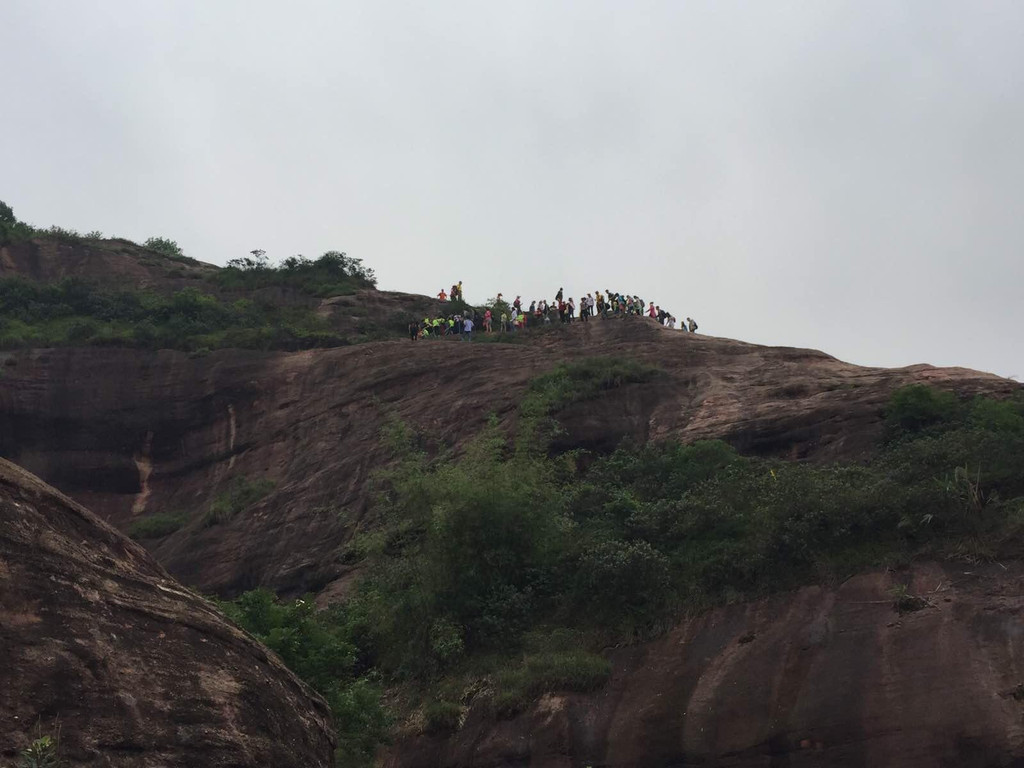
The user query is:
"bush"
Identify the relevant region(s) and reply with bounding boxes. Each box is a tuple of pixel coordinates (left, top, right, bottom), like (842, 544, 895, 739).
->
(423, 700, 463, 734)
(143, 236, 186, 260)
(19, 734, 61, 768)
(0, 201, 38, 245)
(492, 651, 612, 716)
(213, 250, 377, 295)
(220, 589, 391, 767)
(127, 512, 186, 539)
(572, 539, 671, 627)
(0, 278, 346, 352)
(522, 357, 663, 417)
(886, 384, 960, 434)
(203, 477, 275, 527)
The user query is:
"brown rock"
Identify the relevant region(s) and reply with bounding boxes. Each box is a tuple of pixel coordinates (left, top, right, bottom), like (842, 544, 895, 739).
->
(0, 318, 1017, 597)
(0, 458, 335, 767)
(384, 563, 1024, 767)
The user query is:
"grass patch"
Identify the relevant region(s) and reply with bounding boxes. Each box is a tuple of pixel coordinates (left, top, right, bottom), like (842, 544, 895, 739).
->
(522, 357, 664, 417)
(127, 512, 187, 539)
(0, 277, 347, 352)
(492, 651, 612, 717)
(422, 701, 463, 734)
(203, 477, 276, 527)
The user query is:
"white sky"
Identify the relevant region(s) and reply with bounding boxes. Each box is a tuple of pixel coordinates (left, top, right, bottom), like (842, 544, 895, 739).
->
(2, 0, 1022, 378)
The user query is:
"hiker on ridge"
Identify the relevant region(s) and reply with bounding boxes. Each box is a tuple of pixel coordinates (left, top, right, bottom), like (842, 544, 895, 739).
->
(687, 317, 698, 333)
(438, 288, 448, 301)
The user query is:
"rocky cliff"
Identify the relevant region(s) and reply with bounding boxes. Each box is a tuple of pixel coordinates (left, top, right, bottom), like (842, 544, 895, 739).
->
(4, 238, 1024, 768)
(0, 458, 336, 766)
(0, 316, 1016, 598)
(0, 313, 1011, 602)
(386, 561, 1024, 767)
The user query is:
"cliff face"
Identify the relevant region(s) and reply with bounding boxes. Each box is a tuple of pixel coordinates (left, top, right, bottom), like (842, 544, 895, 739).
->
(384, 562, 1024, 768)
(0, 318, 1017, 598)
(4, 240, 1024, 768)
(0, 458, 335, 767)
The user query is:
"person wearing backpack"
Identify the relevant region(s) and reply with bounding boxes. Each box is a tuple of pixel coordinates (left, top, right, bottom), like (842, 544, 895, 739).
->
(687, 317, 698, 333)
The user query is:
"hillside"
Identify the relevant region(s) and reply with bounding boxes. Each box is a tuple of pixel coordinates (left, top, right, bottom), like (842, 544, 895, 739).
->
(1, 315, 1015, 598)
(3, 233, 1024, 767)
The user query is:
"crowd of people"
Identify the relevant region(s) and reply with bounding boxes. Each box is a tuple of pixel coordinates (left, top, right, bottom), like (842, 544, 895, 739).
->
(409, 283, 698, 341)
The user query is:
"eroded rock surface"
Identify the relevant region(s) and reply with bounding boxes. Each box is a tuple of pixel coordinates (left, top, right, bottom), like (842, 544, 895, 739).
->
(386, 562, 1024, 768)
(0, 458, 335, 767)
(0, 318, 1017, 597)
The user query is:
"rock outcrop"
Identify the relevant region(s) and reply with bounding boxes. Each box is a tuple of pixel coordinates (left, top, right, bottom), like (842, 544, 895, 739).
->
(0, 458, 335, 767)
(1, 317, 1017, 597)
(386, 561, 1024, 768)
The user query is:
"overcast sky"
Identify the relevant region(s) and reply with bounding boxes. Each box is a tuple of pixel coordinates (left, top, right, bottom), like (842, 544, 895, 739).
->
(2, 1, 1022, 377)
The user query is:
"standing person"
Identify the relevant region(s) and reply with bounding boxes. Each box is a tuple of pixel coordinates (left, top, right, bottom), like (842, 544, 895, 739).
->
(409, 320, 420, 340)
(567, 298, 576, 322)
(668, 315, 677, 329)
(463, 315, 474, 340)
(647, 302, 657, 318)
(555, 287, 564, 301)
(484, 308, 492, 333)
(687, 317, 698, 333)
(501, 310, 509, 333)
(513, 295, 522, 314)
(438, 288, 448, 302)
(457, 281, 464, 301)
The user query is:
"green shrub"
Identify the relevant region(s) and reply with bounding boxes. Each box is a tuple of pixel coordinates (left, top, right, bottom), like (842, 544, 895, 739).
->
(0, 277, 345, 352)
(143, 236, 185, 260)
(572, 539, 671, 627)
(423, 700, 463, 734)
(886, 384, 960, 433)
(212, 250, 377, 295)
(492, 651, 612, 716)
(0, 200, 38, 245)
(523, 357, 663, 417)
(127, 512, 187, 539)
(19, 734, 61, 768)
(203, 477, 275, 527)
(220, 590, 391, 767)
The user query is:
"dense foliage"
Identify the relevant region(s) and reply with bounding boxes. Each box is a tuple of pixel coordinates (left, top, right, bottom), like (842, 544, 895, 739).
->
(220, 375, 1024, 763)
(211, 250, 377, 294)
(0, 277, 346, 351)
(219, 590, 390, 766)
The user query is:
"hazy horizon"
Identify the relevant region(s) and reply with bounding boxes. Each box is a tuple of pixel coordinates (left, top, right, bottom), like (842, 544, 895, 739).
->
(2, 1, 1021, 378)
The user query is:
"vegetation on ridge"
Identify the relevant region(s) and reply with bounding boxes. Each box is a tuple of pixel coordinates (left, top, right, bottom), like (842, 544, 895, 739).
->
(220, 374, 1024, 764)
(1, 200, 384, 351)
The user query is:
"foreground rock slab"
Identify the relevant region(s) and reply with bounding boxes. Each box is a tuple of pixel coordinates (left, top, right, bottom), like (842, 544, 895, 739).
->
(0, 458, 335, 767)
(387, 562, 1024, 768)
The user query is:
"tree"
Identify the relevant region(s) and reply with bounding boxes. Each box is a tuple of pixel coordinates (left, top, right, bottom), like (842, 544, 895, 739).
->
(143, 236, 184, 259)
(0, 200, 14, 224)
(227, 249, 270, 271)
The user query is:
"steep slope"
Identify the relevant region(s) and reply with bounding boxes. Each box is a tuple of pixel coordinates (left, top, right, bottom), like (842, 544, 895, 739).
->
(0, 237, 216, 289)
(0, 458, 335, 767)
(0, 318, 1017, 597)
(385, 561, 1024, 768)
